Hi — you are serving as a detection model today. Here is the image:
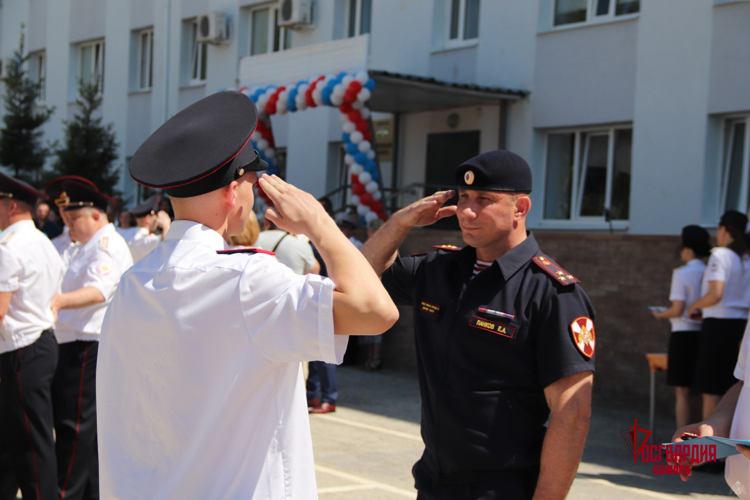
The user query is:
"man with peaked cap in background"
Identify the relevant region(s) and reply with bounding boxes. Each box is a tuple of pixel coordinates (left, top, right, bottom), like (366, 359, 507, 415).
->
(361, 150, 596, 500)
(0, 172, 63, 500)
(97, 91, 398, 499)
(45, 176, 100, 264)
(49, 181, 133, 500)
(125, 194, 172, 262)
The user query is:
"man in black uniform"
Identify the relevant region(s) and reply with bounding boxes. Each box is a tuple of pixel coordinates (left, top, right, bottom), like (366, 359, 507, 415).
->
(361, 150, 595, 499)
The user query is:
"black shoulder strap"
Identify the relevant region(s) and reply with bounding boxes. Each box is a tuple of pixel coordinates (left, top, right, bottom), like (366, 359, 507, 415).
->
(272, 233, 290, 253)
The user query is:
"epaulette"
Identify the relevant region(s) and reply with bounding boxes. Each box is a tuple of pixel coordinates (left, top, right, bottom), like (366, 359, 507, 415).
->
(217, 248, 276, 256)
(533, 255, 580, 286)
(0, 231, 15, 244)
(100, 236, 109, 249)
(433, 244, 461, 252)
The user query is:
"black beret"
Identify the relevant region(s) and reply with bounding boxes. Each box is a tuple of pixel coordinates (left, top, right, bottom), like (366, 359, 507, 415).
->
(719, 210, 748, 234)
(130, 91, 268, 198)
(62, 181, 115, 212)
(455, 150, 532, 193)
(681, 225, 711, 258)
(45, 176, 98, 208)
(0, 172, 44, 207)
(130, 194, 161, 217)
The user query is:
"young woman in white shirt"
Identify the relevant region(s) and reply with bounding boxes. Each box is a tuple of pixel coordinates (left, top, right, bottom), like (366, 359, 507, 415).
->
(688, 210, 750, 419)
(653, 225, 711, 429)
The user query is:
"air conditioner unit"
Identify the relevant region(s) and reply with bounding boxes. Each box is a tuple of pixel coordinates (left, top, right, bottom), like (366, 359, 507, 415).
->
(278, 0, 313, 28)
(196, 11, 228, 43)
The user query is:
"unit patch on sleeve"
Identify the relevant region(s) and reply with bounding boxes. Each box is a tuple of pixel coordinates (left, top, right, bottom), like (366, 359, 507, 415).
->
(533, 255, 580, 286)
(469, 316, 517, 339)
(570, 316, 595, 359)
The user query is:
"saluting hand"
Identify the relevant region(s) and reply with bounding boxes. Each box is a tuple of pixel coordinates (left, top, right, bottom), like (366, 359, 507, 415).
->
(258, 175, 332, 237)
(393, 190, 457, 230)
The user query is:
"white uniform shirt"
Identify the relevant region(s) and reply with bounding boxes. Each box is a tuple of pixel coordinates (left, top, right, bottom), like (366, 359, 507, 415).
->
(726, 321, 750, 498)
(0, 220, 63, 353)
(701, 248, 750, 319)
(55, 223, 133, 343)
(668, 259, 706, 332)
(127, 226, 161, 262)
(97, 220, 346, 500)
(256, 229, 315, 275)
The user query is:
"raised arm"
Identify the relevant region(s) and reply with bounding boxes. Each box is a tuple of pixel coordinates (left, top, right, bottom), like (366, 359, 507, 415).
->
(259, 175, 398, 336)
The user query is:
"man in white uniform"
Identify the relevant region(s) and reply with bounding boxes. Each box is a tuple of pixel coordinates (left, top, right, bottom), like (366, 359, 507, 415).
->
(50, 181, 133, 500)
(0, 173, 63, 500)
(126, 194, 172, 262)
(45, 177, 99, 264)
(98, 91, 399, 500)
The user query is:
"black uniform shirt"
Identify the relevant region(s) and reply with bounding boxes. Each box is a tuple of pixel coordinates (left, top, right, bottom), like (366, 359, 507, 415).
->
(381, 232, 595, 483)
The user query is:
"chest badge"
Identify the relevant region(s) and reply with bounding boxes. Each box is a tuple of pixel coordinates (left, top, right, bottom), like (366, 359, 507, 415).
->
(570, 316, 596, 359)
(419, 301, 441, 316)
(469, 316, 517, 339)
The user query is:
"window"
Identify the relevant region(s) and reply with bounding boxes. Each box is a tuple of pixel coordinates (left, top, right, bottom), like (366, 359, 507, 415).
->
(250, 5, 291, 56)
(543, 126, 632, 221)
(79, 40, 105, 90)
(138, 29, 154, 90)
(554, 0, 639, 27)
(720, 116, 750, 213)
(345, 0, 372, 38)
(29, 51, 46, 102)
(446, 0, 479, 44)
(189, 20, 208, 83)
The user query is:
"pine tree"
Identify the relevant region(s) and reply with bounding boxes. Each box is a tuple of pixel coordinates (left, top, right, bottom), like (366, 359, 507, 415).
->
(52, 78, 121, 194)
(0, 27, 55, 185)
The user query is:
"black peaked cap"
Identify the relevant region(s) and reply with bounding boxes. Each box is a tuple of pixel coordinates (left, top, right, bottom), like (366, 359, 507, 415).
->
(45, 176, 98, 208)
(455, 150, 532, 193)
(130, 194, 161, 217)
(62, 181, 114, 212)
(130, 91, 269, 198)
(0, 172, 45, 206)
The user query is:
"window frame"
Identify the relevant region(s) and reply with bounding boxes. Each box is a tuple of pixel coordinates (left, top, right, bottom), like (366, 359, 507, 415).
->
(189, 20, 208, 84)
(249, 4, 292, 57)
(444, 0, 480, 48)
(542, 124, 633, 224)
(719, 114, 750, 214)
(137, 28, 154, 91)
(551, 0, 640, 29)
(78, 39, 105, 91)
(344, 0, 372, 38)
(29, 50, 46, 103)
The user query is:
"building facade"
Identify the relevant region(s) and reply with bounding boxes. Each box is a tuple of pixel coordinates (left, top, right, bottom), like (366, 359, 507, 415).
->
(0, 0, 748, 234)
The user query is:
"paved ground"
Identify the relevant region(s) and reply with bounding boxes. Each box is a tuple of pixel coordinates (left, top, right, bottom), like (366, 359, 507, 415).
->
(311, 366, 735, 499)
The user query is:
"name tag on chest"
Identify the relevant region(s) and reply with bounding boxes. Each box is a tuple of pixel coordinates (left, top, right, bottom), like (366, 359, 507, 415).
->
(419, 301, 441, 316)
(469, 316, 517, 339)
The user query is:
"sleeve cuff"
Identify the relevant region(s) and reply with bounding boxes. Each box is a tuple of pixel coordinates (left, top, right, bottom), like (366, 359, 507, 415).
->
(316, 277, 347, 364)
(0, 279, 19, 292)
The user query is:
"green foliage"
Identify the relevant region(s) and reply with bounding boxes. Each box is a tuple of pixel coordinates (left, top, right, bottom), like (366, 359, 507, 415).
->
(0, 27, 55, 185)
(52, 78, 121, 194)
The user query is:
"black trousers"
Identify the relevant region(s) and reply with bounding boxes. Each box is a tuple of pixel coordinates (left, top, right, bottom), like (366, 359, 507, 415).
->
(0, 329, 58, 500)
(414, 462, 539, 500)
(53, 341, 99, 500)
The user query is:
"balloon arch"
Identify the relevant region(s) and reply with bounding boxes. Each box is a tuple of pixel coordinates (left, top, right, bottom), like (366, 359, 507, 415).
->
(224, 71, 386, 223)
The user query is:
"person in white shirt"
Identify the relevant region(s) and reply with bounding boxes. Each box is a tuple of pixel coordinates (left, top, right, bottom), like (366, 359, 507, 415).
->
(45, 177, 99, 266)
(49, 181, 133, 500)
(0, 173, 64, 500)
(256, 217, 315, 274)
(126, 194, 172, 262)
(688, 210, 750, 419)
(99, 91, 398, 500)
(336, 212, 364, 249)
(653, 225, 711, 429)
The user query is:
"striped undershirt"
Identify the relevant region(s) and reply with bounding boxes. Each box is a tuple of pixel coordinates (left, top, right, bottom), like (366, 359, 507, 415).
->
(472, 260, 493, 278)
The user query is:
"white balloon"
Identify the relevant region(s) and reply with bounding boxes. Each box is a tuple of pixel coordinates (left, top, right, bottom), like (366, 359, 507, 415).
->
(344, 154, 355, 165)
(331, 94, 343, 106)
(352, 100, 363, 110)
(313, 88, 323, 105)
(252, 131, 263, 141)
(357, 204, 369, 216)
(332, 84, 344, 97)
(295, 94, 307, 110)
(372, 191, 382, 201)
(358, 140, 371, 153)
(342, 121, 356, 134)
(279, 90, 288, 102)
(360, 107, 371, 119)
(350, 163, 364, 175)
(357, 88, 371, 102)
(264, 149, 275, 160)
(355, 71, 369, 84)
(240, 88, 251, 97)
(350, 195, 360, 206)
(367, 150, 375, 160)
(277, 99, 288, 115)
(358, 172, 372, 184)
(339, 113, 349, 123)
(349, 131, 364, 144)
(256, 139, 269, 151)
(365, 181, 378, 193)
(342, 76, 354, 87)
(298, 83, 309, 94)
(365, 211, 378, 222)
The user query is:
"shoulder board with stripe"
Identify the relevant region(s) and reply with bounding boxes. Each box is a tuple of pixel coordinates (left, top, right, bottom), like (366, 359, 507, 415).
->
(217, 248, 276, 256)
(533, 255, 580, 286)
(433, 244, 461, 252)
(100, 236, 109, 249)
(0, 231, 15, 244)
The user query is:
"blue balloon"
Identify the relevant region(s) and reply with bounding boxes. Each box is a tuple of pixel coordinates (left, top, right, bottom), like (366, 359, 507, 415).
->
(365, 160, 377, 172)
(321, 89, 332, 106)
(370, 170, 380, 181)
(346, 143, 359, 155)
(355, 152, 368, 165)
(337, 72, 348, 80)
(342, 133, 351, 143)
(365, 78, 376, 91)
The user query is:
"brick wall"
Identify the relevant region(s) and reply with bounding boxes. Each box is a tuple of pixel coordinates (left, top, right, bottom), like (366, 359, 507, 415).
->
(379, 229, 684, 416)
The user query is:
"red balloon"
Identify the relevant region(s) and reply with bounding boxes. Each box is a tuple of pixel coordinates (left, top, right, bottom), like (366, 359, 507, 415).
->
(352, 182, 365, 195)
(339, 103, 353, 114)
(277, 86, 286, 93)
(350, 174, 359, 183)
(348, 110, 362, 123)
(266, 103, 276, 115)
(305, 88, 316, 108)
(359, 193, 373, 205)
(348, 81, 363, 93)
(378, 211, 388, 221)
(262, 129, 273, 140)
(371, 201, 383, 212)
(356, 120, 369, 133)
(363, 131, 372, 141)
(256, 120, 267, 131)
